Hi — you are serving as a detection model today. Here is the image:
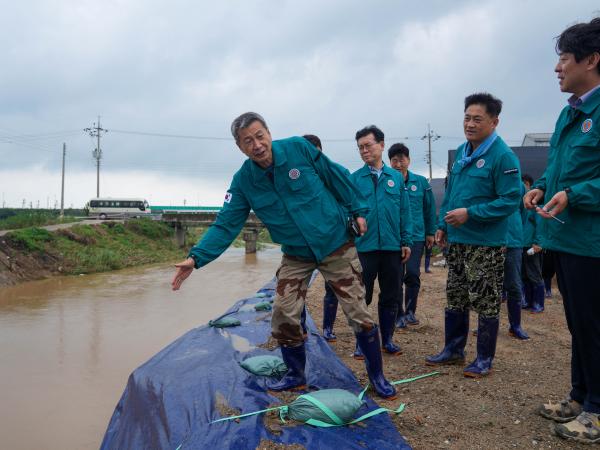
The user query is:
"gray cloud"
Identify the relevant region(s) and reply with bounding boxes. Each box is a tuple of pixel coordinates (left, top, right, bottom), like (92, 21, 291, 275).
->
(0, 1, 598, 206)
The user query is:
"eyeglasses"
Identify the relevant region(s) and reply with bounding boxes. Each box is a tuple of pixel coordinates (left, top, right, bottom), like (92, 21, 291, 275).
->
(358, 141, 378, 151)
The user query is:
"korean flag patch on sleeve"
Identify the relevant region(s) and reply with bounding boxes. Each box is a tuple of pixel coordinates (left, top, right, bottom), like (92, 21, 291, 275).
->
(224, 192, 233, 204)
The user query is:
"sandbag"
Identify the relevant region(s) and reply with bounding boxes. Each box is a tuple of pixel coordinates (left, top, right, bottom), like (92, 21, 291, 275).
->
(286, 389, 364, 426)
(240, 355, 287, 377)
(254, 301, 272, 311)
(209, 316, 241, 328)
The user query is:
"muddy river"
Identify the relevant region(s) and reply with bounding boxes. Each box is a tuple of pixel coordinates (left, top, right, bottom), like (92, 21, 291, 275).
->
(0, 247, 282, 450)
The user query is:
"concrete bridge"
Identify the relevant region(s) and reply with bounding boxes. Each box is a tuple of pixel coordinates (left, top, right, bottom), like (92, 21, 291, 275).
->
(160, 211, 266, 253)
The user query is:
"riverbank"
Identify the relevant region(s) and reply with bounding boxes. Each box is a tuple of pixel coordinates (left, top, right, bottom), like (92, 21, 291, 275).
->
(304, 264, 575, 450)
(0, 220, 195, 286)
(0, 219, 275, 287)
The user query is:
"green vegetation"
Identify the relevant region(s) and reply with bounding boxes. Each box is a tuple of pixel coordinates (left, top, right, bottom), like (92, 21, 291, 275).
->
(4, 219, 201, 274)
(3, 219, 274, 277)
(7, 227, 55, 252)
(0, 210, 80, 231)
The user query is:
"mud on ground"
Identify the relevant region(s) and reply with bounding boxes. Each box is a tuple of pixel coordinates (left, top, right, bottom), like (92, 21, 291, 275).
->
(304, 258, 583, 450)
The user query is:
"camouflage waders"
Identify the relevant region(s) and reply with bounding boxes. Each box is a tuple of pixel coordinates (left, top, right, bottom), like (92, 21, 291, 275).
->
(446, 243, 505, 318)
(271, 241, 375, 346)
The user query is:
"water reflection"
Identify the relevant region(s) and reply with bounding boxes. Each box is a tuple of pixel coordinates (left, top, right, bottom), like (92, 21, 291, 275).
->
(0, 247, 281, 450)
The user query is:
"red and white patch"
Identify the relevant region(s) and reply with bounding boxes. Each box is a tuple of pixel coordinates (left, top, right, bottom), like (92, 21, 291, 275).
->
(387, 180, 395, 188)
(411, 185, 417, 192)
(581, 118, 593, 133)
(476, 159, 486, 169)
(224, 192, 232, 203)
(288, 168, 301, 179)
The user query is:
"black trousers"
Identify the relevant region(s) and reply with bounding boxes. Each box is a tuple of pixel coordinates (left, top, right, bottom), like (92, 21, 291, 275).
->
(554, 251, 600, 414)
(522, 250, 543, 285)
(358, 250, 403, 308)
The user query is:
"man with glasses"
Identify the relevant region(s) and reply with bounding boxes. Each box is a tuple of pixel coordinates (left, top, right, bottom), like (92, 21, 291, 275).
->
(171, 113, 398, 399)
(351, 125, 412, 358)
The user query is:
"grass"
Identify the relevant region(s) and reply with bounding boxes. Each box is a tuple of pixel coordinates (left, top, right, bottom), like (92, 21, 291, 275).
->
(0, 211, 80, 230)
(4, 219, 275, 277)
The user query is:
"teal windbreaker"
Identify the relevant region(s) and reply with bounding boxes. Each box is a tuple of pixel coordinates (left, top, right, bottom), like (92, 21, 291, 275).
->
(438, 136, 521, 246)
(188, 137, 369, 267)
(505, 182, 526, 248)
(404, 170, 437, 242)
(350, 164, 412, 252)
(533, 88, 600, 258)
(522, 209, 541, 248)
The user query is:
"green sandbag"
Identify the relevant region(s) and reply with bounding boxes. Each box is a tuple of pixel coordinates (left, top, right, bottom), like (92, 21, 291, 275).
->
(209, 316, 241, 328)
(239, 355, 287, 377)
(254, 301, 272, 311)
(286, 389, 364, 425)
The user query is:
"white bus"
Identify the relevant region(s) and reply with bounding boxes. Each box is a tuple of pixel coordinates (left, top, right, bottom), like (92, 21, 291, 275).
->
(87, 198, 151, 220)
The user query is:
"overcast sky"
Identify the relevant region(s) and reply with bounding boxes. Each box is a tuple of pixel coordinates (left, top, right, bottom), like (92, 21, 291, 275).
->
(1, 1, 598, 208)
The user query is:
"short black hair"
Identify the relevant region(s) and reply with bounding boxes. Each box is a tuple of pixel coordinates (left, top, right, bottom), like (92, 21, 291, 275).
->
(464, 92, 503, 117)
(522, 174, 534, 186)
(355, 125, 384, 143)
(556, 17, 600, 74)
(388, 143, 410, 160)
(302, 134, 322, 150)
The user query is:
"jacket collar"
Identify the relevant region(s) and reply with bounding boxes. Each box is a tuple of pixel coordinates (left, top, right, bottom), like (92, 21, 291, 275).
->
(358, 163, 393, 178)
(578, 85, 600, 115)
(249, 141, 287, 183)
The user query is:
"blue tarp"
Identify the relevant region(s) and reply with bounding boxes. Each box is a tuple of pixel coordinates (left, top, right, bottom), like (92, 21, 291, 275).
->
(100, 279, 411, 450)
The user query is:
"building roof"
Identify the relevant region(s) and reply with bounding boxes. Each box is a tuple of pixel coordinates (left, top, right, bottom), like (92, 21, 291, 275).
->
(522, 133, 552, 146)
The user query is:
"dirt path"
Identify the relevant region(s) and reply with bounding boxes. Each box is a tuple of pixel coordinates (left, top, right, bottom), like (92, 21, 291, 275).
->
(304, 257, 583, 450)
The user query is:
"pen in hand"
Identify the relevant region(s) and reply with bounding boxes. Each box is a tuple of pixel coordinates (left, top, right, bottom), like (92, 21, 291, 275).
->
(535, 206, 565, 224)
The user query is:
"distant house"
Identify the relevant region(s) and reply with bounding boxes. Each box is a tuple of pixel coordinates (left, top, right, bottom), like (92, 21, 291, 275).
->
(522, 133, 552, 147)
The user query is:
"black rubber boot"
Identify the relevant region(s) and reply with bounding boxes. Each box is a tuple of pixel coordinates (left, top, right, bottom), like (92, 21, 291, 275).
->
(507, 295, 529, 340)
(530, 283, 545, 313)
(522, 280, 533, 310)
(322, 283, 338, 342)
(378, 304, 402, 355)
(405, 286, 420, 325)
(463, 316, 499, 378)
(267, 344, 307, 392)
(395, 300, 407, 330)
(425, 309, 469, 365)
(356, 326, 397, 399)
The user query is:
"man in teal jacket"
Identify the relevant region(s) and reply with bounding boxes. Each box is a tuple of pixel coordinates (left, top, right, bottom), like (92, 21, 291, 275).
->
(388, 143, 437, 328)
(502, 182, 530, 340)
(351, 126, 412, 357)
(425, 93, 521, 378)
(525, 18, 600, 443)
(171, 112, 397, 399)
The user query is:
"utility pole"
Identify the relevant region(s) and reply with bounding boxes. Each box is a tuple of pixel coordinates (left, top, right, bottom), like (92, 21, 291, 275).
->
(84, 117, 108, 198)
(421, 124, 440, 181)
(60, 143, 66, 217)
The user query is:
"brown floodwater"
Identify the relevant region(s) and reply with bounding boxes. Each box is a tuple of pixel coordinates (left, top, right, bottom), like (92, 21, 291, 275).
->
(0, 247, 282, 450)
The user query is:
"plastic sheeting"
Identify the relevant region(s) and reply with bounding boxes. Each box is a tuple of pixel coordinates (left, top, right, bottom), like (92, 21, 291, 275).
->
(100, 279, 411, 450)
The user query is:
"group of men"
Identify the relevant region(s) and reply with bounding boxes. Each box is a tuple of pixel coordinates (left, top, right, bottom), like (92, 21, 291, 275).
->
(172, 17, 600, 445)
